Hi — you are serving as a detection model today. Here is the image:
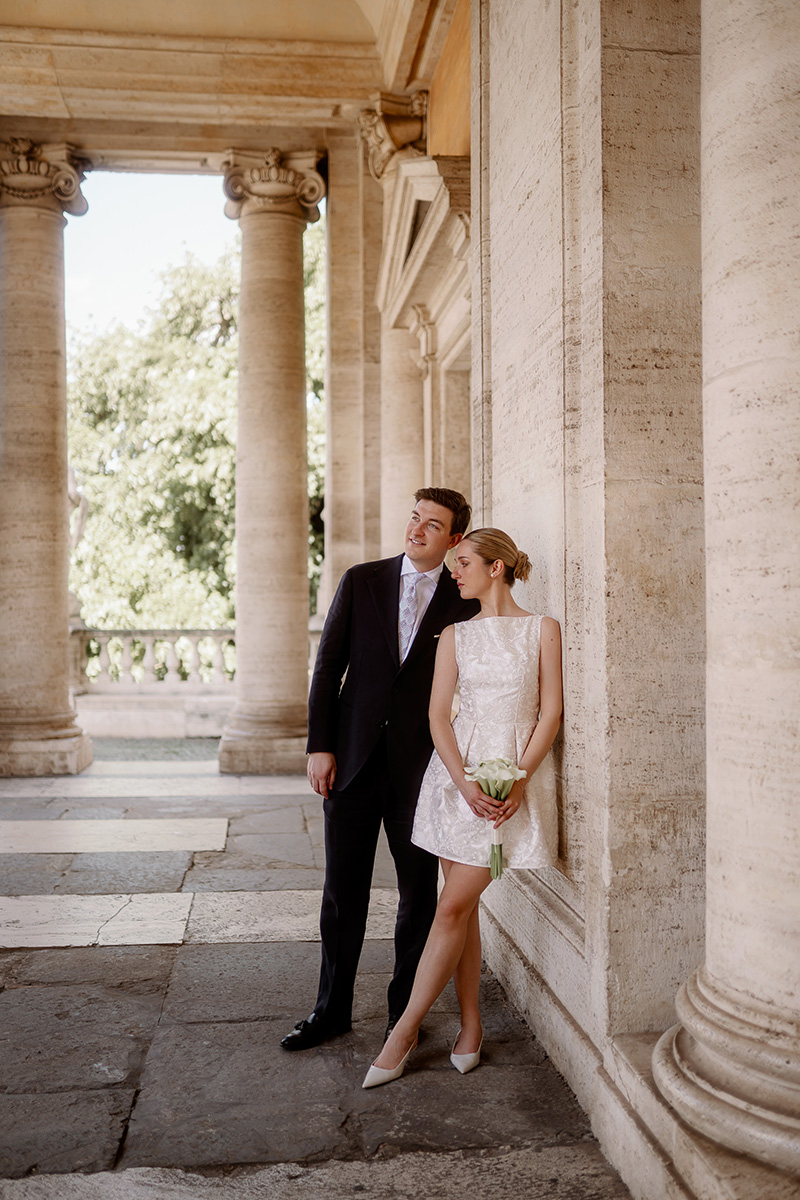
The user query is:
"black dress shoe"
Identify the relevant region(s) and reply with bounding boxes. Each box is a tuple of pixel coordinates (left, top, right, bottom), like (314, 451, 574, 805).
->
(280, 1012, 350, 1051)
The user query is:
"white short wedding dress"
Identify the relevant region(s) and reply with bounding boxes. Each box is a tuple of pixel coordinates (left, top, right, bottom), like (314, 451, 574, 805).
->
(412, 614, 558, 870)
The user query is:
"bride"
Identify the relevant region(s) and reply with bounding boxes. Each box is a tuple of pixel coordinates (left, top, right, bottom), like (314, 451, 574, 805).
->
(363, 528, 562, 1088)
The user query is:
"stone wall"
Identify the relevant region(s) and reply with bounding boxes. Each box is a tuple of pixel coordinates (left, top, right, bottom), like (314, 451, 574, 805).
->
(472, 0, 708, 1188)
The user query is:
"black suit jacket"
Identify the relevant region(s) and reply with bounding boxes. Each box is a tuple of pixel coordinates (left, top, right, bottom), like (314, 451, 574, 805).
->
(307, 554, 480, 798)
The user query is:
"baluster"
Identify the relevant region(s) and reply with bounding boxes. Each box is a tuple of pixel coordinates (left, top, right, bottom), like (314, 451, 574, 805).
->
(196, 635, 213, 684)
(97, 635, 112, 684)
(183, 635, 201, 685)
(141, 635, 157, 684)
(108, 637, 123, 683)
(211, 635, 226, 685)
(164, 637, 181, 683)
(119, 635, 134, 683)
(83, 635, 97, 683)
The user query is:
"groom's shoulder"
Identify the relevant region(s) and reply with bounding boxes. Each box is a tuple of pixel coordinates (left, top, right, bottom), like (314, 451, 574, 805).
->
(346, 554, 401, 582)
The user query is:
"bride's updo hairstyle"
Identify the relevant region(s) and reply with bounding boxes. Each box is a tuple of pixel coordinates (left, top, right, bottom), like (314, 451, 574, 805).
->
(462, 527, 531, 587)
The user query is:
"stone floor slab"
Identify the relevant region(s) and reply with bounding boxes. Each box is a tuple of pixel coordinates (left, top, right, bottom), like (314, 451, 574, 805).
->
(0, 1144, 635, 1199)
(0, 894, 192, 948)
(0, 854, 72, 896)
(120, 1020, 358, 1169)
(0, 819, 227, 855)
(0, 1090, 135, 1179)
(55, 852, 192, 895)
(225, 832, 316, 866)
(162, 943, 325, 1023)
(0, 778, 310, 800)
(228, 809, 306, 835)
(0, 984, 163, 1092)
(181, 865, 326, 892)
(184, 888, 397, 943)
(0, 945, 177, 990)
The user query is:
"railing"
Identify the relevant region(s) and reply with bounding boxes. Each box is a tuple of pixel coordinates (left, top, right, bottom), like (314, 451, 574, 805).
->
(71, 619, 325, 693)
(72, 629, 235, 692)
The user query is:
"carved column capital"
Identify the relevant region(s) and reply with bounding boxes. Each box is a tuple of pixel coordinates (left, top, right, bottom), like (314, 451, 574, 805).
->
(357, 92, 428, 183)
(0, 139, 89, 215)
(222, 148, 325, 222)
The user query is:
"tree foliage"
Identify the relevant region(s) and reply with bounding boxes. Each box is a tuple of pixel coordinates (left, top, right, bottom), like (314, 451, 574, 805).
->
(68, 219, 326, 629)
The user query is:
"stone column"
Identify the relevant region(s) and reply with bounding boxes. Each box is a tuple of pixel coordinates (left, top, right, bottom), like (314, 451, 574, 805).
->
(653, 0, 800, 1172)
(218, 149, 324, 774)
(320, 131, 368, 608)
(0, 139, 92, 776)
(379, 317, 425, 554)
(359, 96, 428, 555)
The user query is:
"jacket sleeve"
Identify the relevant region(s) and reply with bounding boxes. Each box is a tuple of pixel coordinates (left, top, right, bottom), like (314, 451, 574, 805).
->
(306, 567, 354, 754)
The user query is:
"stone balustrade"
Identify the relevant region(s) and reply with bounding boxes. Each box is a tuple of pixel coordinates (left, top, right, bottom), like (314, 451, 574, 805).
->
(71, 621, 324, 695)
(72, 629, 236, 692)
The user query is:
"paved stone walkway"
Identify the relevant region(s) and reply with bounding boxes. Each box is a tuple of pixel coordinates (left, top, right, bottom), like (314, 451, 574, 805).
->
(0, 743, 631, 1199)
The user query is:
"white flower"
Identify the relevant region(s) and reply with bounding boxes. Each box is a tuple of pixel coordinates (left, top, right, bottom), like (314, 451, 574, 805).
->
(464, 757, 526, 800)
(463, 757, 527, 880)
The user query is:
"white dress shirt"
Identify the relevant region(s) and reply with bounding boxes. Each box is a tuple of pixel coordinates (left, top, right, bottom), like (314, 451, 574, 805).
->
(399, 555, 443, 652)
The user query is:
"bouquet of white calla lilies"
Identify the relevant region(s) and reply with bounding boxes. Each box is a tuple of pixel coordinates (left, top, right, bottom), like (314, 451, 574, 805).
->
(463, 757, 527, 879)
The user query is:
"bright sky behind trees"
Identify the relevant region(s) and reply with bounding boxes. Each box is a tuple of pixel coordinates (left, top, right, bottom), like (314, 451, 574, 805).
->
(64, 172, 239, 333)
(62, 171, 327, 629)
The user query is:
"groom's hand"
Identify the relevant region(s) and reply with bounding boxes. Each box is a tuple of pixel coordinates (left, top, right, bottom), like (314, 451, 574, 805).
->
(308, 752, 337, 799)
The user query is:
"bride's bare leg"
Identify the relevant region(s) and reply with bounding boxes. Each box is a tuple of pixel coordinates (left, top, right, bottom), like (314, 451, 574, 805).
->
(372, 861, 491, 1069)
(452, 898, 483, 1054)
(440, 859, 483, 1054)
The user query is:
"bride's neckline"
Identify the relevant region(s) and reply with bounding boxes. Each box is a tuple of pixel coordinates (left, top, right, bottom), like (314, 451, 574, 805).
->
(469, 612, 535, 622)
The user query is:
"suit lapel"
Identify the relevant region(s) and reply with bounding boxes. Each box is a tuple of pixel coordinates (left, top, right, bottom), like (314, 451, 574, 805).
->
(367, 555, 403, 666)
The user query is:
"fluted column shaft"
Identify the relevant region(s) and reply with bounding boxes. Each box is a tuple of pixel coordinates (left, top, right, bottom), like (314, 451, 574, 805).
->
(653, 0, 800, 1171)
(218, 149, 324, 774)
(0, 139, 92, 776)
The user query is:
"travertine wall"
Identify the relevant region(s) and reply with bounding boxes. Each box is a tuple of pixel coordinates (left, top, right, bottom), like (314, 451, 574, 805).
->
(473, 0, 706, 1095)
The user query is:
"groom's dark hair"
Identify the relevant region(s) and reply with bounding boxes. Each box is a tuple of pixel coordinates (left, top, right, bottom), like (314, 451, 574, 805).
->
(414, 487, 471, 537)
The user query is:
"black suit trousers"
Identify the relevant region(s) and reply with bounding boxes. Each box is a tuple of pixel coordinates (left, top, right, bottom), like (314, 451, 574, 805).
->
(314, 732, 439, 1027)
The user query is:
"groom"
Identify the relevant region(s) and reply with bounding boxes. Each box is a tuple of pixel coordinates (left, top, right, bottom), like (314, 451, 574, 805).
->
(281, 487, 479, 1050)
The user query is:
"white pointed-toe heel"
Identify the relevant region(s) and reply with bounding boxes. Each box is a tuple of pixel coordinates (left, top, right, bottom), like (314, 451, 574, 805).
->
(450, 1029, 483, 1074)
(362, 1039, 417, 1089)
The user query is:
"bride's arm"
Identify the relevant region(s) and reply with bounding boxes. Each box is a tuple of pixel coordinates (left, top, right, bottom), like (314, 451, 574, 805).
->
(428, 625, 500, 821)
(494, 616, 563, 828)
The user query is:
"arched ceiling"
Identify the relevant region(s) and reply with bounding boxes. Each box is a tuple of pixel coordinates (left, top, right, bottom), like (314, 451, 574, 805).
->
(0, 0, 387, 44)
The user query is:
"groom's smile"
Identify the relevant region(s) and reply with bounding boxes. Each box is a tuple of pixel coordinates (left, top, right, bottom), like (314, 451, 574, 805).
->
(403, 499, 462, 573)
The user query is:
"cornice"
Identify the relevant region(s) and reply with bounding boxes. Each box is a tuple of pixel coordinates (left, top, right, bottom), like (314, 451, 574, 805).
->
(0, 26, 382, 134)
(375, 153, 470, 329)
(377, 0, 458, 92)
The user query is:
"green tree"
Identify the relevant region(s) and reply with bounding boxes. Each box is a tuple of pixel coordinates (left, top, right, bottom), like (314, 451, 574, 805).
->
(304, 218, 325, 612)
(69, 220, 326, 628)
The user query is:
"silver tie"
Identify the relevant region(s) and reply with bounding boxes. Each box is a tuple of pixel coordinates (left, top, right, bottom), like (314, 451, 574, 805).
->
(398, 572, 425, 661)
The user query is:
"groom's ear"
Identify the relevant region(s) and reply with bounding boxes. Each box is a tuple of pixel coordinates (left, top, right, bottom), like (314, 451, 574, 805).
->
(448, 532, 463, 549)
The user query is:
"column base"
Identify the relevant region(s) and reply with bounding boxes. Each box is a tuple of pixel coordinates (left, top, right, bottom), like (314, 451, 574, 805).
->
(218, 708, 307, 774)
(0, 730, 93, 776)
(652, 968, 800, 1175)
(218, 733, 307, 774)
(480, 901, 800, 1200)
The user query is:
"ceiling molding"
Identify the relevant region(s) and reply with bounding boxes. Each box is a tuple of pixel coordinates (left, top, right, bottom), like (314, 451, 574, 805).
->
(0, 26, 382, 142)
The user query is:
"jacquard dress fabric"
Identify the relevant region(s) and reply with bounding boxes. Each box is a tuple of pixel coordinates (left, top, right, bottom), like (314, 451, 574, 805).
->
(412, 615, 558, 870)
